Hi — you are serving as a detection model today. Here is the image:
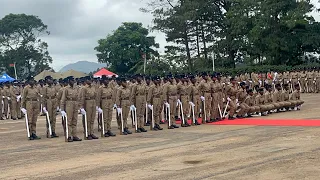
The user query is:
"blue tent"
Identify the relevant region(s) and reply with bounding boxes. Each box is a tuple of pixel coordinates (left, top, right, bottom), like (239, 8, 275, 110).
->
(0, 74, 15, 83)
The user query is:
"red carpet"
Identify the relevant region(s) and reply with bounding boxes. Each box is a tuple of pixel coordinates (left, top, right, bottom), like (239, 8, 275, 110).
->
(174, 118, 320, 126)
(208, 118, 320, 126)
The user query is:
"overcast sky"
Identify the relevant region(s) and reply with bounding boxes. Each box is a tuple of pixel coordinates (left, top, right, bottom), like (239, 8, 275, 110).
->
(0, 0, 319, 71)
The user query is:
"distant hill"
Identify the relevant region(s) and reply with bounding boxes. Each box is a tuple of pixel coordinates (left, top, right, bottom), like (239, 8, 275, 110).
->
(58, 61, 107, 73)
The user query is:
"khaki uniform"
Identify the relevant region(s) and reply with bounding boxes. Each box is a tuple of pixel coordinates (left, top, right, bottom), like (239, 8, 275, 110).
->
(9, 86, 22, 119)
(190, 83, 201, 121)
(60, 85, 79, 138)
(96, 84, 114, 131)
(245, 95, 260, 113)
(37, 85, 46, 114)
(178, 82, 190, 122)
(237, 88, 250, 116)
(281, 89, 293, 108)
(299, 72, 307, 93)
(307, 71, 315, 93)
(43, 85, 58, 133)
(163, 82, 178, 125)
(22, 85, 40, 134)
(130, 83, 147, 128)
(211, 81, 221, 119)
(272, 90, 284, 109)
(255, 94, 273, 112)
(290, 90, 304, 106)
(147, 84, 163, 125)
(116, 86, 131, 129)
(3, 86, 10, 118)
(315, 72, 320, 93)
(199, 80, 211, 121)
(225, 84, 238, 117)
(79, 85, 97, 135)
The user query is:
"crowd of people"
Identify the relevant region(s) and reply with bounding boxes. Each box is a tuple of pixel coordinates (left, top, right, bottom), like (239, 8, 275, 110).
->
(1, 67, 317, 142)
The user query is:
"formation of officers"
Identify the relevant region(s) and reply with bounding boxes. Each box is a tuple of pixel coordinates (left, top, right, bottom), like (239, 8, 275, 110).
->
(1, 67, 317, 142)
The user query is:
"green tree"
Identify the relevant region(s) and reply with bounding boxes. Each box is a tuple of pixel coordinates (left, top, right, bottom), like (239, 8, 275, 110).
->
(94, 22, 159, 75)
(0, 13, 53, 78)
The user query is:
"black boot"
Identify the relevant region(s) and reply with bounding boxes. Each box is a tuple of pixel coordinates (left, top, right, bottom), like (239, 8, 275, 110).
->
(32, 133, 41, 140)
(51, 132, 59, 138)
(172, 124, 179, 128)
(91, 134, 99, 139)
(124, 128, 132, 134)
(145, 121, 151, 126)
(67, 137, 73, 142)
(140, 127, 148, 132)
(73, 137, 82, 141)
(152, 126, 159, 131)
(155, 124, 163, 130)
(107, 131, 116, 137)
(87, 135, 93, 140)
(135, 129, 142, 133)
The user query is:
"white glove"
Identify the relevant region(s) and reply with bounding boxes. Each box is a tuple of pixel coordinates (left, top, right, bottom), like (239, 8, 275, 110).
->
(130, 105, 135, 111)
(227, 97, 231, 102)
(305, 78, 307, 81)
(98, 108, 103, 114)
(40, 95, 43, 98)
(61, 111, 66, 117)
(236, 103, 240, 106)
(290, 79, 292, 82)
(21, 108, 27, 114)
(96, 106, 99, 111)
(113, 104, 117, 108)
(223, 98, 225, 102)
(200, 96, 205, 101)
(223, 83, 226, 85)
(117, 108, 122, 114)
(80, 108, 86, 115)
(236, 99, 238, 103)
(177, 99, 181, 104)
(189, 102, 195, 107)
(165, 102, 169, 107)
(43, 107, 48, 113)
(298, 78, 300, 81)
(148, 104, 153, 110)
(287, 81, 289, 83)
(17, 95, 21, 99)
(259, 80, 262, 84)
(249, 81, 253, 83)
(7, 97, 10, 100)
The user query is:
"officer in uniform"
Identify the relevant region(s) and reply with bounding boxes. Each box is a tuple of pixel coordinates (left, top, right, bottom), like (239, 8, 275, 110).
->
(225, 78, 238, 120)
(163, 75, 179, 129)
(79, 76, 99, 140)
(96, 75, 116, 137)
(60, 76, 82, 142)
(116, 77, 133, 135)
(9, 81, 22, 120)
(147, 76, 164, 130)
(21, 76, 41, 140)
(43, 76, 59, 138)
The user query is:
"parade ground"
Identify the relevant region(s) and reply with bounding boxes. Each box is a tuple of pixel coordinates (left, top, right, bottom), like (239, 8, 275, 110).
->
(1, 94, 320, 180)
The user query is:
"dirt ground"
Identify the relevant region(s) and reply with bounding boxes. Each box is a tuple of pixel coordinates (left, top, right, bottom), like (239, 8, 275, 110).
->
(0, 94, 320, 180)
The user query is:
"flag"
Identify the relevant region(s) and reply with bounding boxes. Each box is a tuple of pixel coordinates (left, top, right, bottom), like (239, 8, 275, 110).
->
(9, 63, 15, 67)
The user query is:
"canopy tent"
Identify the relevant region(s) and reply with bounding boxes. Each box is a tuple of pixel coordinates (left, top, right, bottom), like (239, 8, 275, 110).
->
(60, 69, 87, 79)
(34, 70, 62, 81)
(0, 73, 15, 83)
(93, 68, 118, 78)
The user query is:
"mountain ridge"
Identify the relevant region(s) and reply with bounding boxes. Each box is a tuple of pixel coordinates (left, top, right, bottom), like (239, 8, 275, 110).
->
(58, 61, 107, 73)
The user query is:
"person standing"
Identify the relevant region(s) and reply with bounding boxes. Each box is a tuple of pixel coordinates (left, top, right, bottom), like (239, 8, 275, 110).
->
(96, 76, 116, 137)
(116, 78, 133, 135)
(147, 77, 164, 130)
(79, 77, 98, 140)
(163, 75, 179, 129)
(60, 76, 82, 142)
(3, 82, 10, 119)
(43, 76, 59, 138)
(21, 77, 41, 140)
(130, 75, 148, 133)
(9, 81, 22, 120)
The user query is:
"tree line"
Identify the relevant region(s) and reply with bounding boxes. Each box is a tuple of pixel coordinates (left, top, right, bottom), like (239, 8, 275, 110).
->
(0, 14, 53, 78)
(96, 0, 320, 75)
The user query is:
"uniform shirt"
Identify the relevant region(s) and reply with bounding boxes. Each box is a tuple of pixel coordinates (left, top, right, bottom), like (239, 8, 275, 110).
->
(290, 90, 301, 100)
(225, 84, 238, 100)
(147, 84, 162, 104)
(237, 88, 247, 103)
(116, 86, 131, 107)
(44, 85, 57, 107)
(60, 85, 79, 111)
(79, 85, 97, 108)
(9, 86, 21, 100)
(163, 83, 178, 102)
(255, 94, 266, 105)
(96, 84, 114, 107)
(21, 85, 40, 108)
